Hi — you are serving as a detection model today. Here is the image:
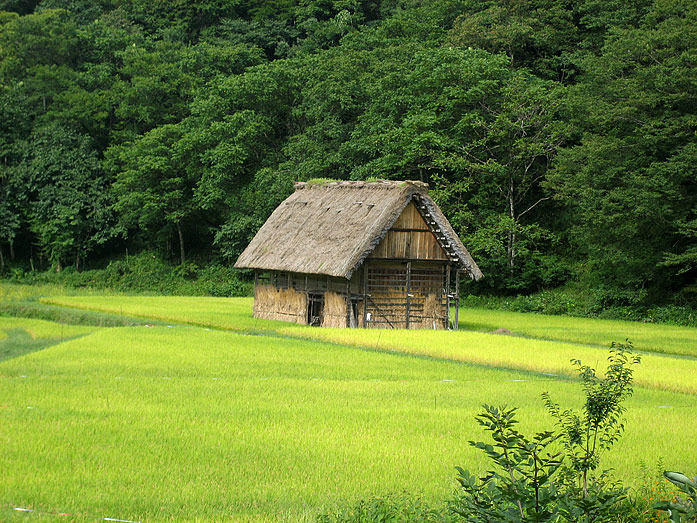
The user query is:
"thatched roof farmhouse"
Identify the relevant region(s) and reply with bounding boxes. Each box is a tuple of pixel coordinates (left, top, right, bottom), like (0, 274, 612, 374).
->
(235, 180, 481, 329)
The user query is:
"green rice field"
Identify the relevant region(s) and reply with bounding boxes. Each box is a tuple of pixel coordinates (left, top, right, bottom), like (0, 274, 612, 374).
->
(41, 296, 697, 394)
(2, 292, 697, 521)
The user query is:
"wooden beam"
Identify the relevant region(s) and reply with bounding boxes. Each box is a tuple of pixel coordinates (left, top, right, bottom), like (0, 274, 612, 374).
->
(389, 227, 431, 233)
(454, 270, 460, 330)
(346, 280, 351, 328)
(446, 264, 451, 330)
(406, 261, 411, 329)
(366, 295, 395, 328)
(368, 257, 450, 263)
(362, 264, 368, 328)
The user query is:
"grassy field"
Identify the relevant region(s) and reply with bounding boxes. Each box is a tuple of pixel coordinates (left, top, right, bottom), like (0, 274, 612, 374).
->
(0, 317, 97, 362)
(2, 292, 697, 521)
(42, 296, 697, 394)
(43, 295, 697, 356)
(0, 317, 96, 340)
(458, 307, 697, 357)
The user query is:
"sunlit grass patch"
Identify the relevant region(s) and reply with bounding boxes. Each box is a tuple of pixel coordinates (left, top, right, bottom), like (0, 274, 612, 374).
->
(42, 296, 697, 395)
(280, 326, 697, 395)
(0, 282, 108, 302)
(458, 307, 697, 357)
(1, 325, 696, 522)
(42, 295, 267, 331)
(0, 317, 97, 339)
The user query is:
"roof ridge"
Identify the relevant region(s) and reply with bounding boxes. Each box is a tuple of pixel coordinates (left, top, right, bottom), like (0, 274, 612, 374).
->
(294, 180, 429, 190)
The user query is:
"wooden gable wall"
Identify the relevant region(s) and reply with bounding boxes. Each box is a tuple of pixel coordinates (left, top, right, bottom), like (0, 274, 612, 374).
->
(369, 202, 447, 261)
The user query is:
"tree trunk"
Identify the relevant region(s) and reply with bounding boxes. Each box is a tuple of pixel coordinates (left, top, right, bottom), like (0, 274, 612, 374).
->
(507, 177, 517, 271)
(0, 245, 4, 272)
(177, 223, 185, 265)
(9, 239, 14, 260)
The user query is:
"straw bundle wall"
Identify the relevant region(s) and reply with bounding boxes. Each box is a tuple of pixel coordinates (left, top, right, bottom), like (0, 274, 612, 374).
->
(253, 284, 307, 324)
(365, 288, 407, 329)
(365, 288, 446, 330)
(409, 294, 446, 330)
(322, 291, 347, 328)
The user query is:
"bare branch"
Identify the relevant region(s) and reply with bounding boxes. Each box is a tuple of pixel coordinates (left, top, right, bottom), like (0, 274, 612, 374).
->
(517, 196, 552, 220)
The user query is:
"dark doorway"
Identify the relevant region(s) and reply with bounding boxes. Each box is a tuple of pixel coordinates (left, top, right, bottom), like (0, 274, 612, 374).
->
(350, 300, 359, 328)
(307, 293, 324, 326)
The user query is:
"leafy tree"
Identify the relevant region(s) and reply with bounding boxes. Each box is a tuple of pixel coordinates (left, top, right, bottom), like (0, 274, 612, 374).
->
(543, 342, 640, 496)
(283, 43, 569, 291)
(454, 342, 640, 522)
(199, 17, 299, 60)
(0, 165, 21, 269)
(111, 37, 263, 142)
(115, 0, 240, 39)
(36, 0, 114, 25)
(177, 58, 301, 259)
(110, 123, 199, 264)
(546, 0, 697, 304)
(21, 123, 112, 270)
(0, 8, 78, 81)
(449, 0, 580, 82)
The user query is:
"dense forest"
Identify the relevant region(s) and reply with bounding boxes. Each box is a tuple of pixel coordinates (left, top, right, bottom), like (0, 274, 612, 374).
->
(1, 0, 696, 313)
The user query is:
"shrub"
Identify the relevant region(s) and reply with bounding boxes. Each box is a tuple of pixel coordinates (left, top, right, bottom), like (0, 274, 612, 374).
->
(317, 493, 453, 523)
(451, 342, 641, 522)
(4, 252, 253, 297)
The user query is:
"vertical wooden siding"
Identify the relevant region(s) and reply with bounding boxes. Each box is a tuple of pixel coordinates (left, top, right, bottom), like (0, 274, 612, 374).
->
(369, 202, 447, 260)
(362, 261, 448, 329)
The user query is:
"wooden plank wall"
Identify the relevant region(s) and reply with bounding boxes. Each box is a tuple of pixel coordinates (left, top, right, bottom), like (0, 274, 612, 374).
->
(363, 261, 448, 329)
(369, 202, 447, 260)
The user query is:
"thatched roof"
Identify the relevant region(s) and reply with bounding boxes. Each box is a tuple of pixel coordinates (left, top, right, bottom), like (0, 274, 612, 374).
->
(234, 180, 483, 280)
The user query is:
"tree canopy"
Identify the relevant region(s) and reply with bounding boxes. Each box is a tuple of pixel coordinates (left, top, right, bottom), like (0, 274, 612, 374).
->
(1, 0, 696, 308)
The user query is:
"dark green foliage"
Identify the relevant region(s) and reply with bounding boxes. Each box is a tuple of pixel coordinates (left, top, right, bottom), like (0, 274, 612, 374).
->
(462, 290, 697, 327)
(20, 123, 114, 270)
(452, 343, 640, 522)
(545, 0, 697, 306)
(453, 405, 563, 522)
(1, 0, 697, 311)
(543, 342, 640, 496)
(8, 251, 252, 296)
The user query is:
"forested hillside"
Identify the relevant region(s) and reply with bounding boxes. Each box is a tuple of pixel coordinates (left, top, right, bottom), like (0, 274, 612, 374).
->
(1, 0, 696, 312)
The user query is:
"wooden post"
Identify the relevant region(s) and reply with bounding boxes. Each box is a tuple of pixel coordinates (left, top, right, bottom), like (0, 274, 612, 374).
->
(454, 270, 460, 330)
(445, 264, 451, 330)
(405, 261, 411, 329)
(346, 280, 351, 328)
(362, 264, 368, 328)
